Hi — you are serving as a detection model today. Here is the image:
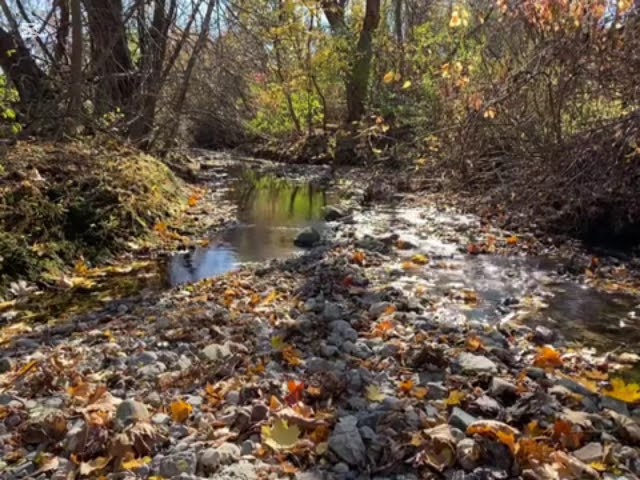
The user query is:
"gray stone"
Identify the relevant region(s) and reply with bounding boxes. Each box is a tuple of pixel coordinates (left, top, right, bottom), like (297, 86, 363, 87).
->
(471, 395, 503, 416)
(146, 391, 162, 407)
(369, 302, 392, 318)
(178, 355, 193, 370)
(0, 357, 12, 373)
(572, 442, 603, 463)
(198, 443, 240, 473)
(202, 343, 232, 362)
(323, 302, 343, 321)
(115, 399, 149, 428)
(159, 452, 197, 477)
(456, 353, 498, 374)
(426, 382, 449, 400)
(525, 367, 546, 380)
(329, 320, 358, 343)
(211, 461, 257, 480)
(448, 408, 478, 432)
(555, 378, 597, 398)
(320, 344, 339, 357)
(294, 228, 321, 248)
(533, 326, 556, 344)
(240, 440, 255, 456)
(132, 351, 158, 366)
(600, 396, 631, 416)
(152, 413, 171, 425)
(323, 205, 346, 221)
(489, 378, 517, 399)
(139, 362, 166, 377)
(329, 416, 366, 466)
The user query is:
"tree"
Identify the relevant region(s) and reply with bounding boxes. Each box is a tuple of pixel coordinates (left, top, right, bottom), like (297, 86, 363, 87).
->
(68, 0, 83, 128)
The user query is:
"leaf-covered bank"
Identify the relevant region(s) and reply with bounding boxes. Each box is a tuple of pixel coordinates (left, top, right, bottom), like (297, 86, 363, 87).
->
(0, 141, 185, 295)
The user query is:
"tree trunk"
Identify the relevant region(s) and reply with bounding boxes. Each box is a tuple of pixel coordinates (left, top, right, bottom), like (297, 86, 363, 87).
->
(68, 0, 83, 128)
(0, 26, 53, 108)
(346, 0, 381, 122)
(82, 0, 135, 115)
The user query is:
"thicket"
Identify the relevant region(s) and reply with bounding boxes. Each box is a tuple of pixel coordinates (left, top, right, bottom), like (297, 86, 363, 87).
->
(1, 0, 639, 245)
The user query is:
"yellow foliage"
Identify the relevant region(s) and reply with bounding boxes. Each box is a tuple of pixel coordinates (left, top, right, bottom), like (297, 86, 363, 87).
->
(261, 419, 301, 450)
(445, 390, 465, 406)
(366, 385, 386, 402)
(533, 346, 563, 368)
(170, 399, 193, 423)
(604, 378, 640, 404)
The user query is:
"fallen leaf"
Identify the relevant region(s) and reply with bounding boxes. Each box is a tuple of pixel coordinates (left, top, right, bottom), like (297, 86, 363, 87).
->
(188, 194, 200, 207)
(466, 336, 484, 352)
(271, 336, 285, 351)
(399, 379, 415, 395)
(261, 419, 301, 450)
(411, 254, 429, 265)
(122, 456, 152, 471)
(445, 390, 465, 406)
(402, 80, 412, 89)
(412, 386, 429, 400)
(286, 380, 305, 405)
(282, 345, 304, 367)
(352, 251, 366, 265)
(366, 385, 386, 402)
(506, 235, 519, 245)
(269, 395, 283, 411)
(170, 399, 193, 423)
(306, 385, 322, 397)
(78, 456, 111, 476)
(604, 378, 640, 404)
(533, 346, 563, 368)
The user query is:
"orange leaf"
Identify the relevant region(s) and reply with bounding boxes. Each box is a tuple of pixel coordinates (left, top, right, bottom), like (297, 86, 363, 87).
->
(154, 222, 168, 235)
(533, 346, 563, 368)
(467, 243, 481, 255)
(552, 419, 584, 449)
(352, 251, 366, 265)
(68, 382, 91, 400)
(466, 336, 484, 352)
(496, 431, 518, 454)
(286, 380, 305, 405)
(269, 395, 283, 411)
(170, 399, 193, 423)
(412, 386, 429, 399)
(188, 194, 200, 207)
(309, 425, 331, 443)
(306, 386, 322, 397)
(282, 346, 303, 367)
(372, 320, 394, 337)
(398, 379, 415, 395)
(506, 235, 519, 245)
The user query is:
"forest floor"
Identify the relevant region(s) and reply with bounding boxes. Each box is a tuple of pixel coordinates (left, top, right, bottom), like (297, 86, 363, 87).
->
(1, 150, 640, 480)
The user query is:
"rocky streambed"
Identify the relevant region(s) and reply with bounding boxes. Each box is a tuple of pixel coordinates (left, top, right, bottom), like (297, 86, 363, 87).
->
(1, 153, 640, 480)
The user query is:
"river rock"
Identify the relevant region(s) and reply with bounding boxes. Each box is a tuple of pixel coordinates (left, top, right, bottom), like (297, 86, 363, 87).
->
(456, 353, 498, 374)
(294, 228, 321, 248)
(198, 443, 240, 473)
(202, 343, 232, 362)
(212, 461, 258, 480)
(159, 451, 197, 477)
(489, 378, 518, 402)
(115, 399, 149, 428)
(457, 438, 482, 471)
(323, 205, 346, 221)
(329, 416, 366, 466)
(0, 357, 12, 373)
(448, 408, 478, 431)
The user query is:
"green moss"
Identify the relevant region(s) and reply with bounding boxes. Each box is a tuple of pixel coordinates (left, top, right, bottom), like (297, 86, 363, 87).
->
(0, 140, 185, 294)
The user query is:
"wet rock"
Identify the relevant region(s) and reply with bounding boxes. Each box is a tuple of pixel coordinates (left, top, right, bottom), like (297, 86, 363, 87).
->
(323, 205, 346, 221)
(533, 326, 556, 345)
(159, 451, 197, 477)
(449, 408, 478, 432)
(294, 228, 321, 248)
(0, 357, 12, 373)
(329, 416, 366, 466)
(489, 378, 517, 402)
(202, 343, 232, 362)
(455, 353, 498, 374)
(524, 367, 546, 380)
(198, 443, 240, 473)
(369, 302, 392, 318)
(115, 399, 149, 428)
(572, 442, 604, 463)
(457, 438, 482, 471)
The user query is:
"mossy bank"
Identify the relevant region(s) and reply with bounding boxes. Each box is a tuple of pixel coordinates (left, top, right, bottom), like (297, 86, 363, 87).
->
(0, 140, 185, 295)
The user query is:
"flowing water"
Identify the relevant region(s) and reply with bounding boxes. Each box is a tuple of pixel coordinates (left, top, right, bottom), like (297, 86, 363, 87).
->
(166, 160, 639, 351)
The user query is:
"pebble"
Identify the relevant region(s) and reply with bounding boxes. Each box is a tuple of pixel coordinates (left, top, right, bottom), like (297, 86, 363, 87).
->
(202, 343, 232, 362)
(115, 399, 149, 428)
(198, 443, 240, 473)
(489, 378, 517, 400)
(0, 357, 12, 373)
(369, 302, 392, 318)
(159, 452, 197, 477)
(572, 442, 604, 463)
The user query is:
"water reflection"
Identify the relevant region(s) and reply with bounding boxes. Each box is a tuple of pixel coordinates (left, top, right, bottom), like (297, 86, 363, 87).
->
(168, 172, 330, 286)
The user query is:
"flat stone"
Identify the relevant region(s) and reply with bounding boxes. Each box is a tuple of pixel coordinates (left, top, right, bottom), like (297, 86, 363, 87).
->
(600, 396, 631, 417)
(202, 343, 232, 362)
(533, 326, 556, 344)
(115, 399, 149, 428)
(211, 461, 257, 480)
(489, 378, 517, 399)
(198, 443, 240, 473)
(456, 353, 498, 374)
(369, 302, 392, 318)
(448, 407, 478, 432)
(329, 416, 366, 466)
(572, 442, 603, 463)
(159, 452, 197, 477)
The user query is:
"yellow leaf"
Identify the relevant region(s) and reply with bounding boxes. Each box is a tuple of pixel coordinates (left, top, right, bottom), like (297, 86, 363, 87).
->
(269, 395, 283, 411)
(467, 336, 484, 352)
(261, 419, 301, 450)
(402, 80, 412, 89)
(394, 72, 402, 82)
(366, 385, 386, 403)
(411, 254, 429, 265)
(271, 336, 285, 351)
(589, 462, 607, 472)
(154, 222, 168, 235)
(605, 378, 640, 404)
(262, 291, 278, 305)
(122, 457, 152, 471)
(170, 399, 193, 423)
(496, 430, 518, 454)
(445, 390, 465, 406)
(484, 108, 497, 119)
(412, 386, 429, 399)
(383, 71, 396, 84)
(188, 194, 200, 207)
